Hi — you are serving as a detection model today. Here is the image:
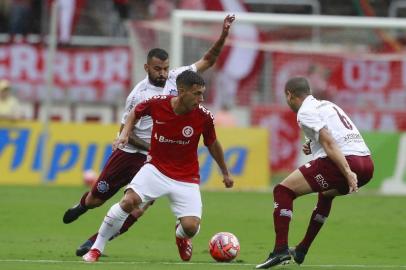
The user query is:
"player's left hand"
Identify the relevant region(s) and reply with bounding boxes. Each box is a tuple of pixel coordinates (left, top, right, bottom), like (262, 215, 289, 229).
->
(346, 171, 358, 193)
(222, 14, 235, 35)
(223, 174, 234, 188)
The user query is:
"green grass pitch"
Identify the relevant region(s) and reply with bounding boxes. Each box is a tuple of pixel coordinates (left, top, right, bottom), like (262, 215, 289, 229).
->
(0, 185, 405, 270)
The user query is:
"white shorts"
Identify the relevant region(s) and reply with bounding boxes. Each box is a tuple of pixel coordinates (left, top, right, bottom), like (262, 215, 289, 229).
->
(126, 163, 202, 219)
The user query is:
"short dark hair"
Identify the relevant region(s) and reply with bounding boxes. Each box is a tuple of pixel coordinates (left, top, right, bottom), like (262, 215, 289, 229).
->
(176, 70, 205, 89)
(147, 48, 169, 62)
(285, 77, 311, 97)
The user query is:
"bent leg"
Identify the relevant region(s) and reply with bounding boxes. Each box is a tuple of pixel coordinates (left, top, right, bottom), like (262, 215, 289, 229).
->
(271, 169, 313, 252)
(91, 189, 141, 253)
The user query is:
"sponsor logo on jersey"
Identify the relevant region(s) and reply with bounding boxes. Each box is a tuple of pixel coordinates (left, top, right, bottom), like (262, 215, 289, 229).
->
(182, 126, 194, 137)
(169, 89, 177, 96)
(280, 209, 293, 218)
(314, 174, 329, 189)
(156, 134, 190, 145)
(314, 213, 327, 223)
(155, 120, 166, 124)
(96, 180, 110, 193)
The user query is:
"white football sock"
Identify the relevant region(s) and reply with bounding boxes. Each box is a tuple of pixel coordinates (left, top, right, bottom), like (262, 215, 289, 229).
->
(176, 223, 200, 239)
(92, 203, 129, 253)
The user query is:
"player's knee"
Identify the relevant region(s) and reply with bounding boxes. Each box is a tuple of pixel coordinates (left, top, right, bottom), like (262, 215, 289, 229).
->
(274, 184, 296, 199)
(120, 193, 140, 213)
(130, 208, 145, 218)
(181, 218, 200, 237)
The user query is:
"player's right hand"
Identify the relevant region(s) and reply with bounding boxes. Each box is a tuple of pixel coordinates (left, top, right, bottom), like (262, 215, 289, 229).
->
(346, 171, 358, 194)
(222, 14, 235, 35)
(223, 174, 234, 188)
(113, 136, 128, 151)
(302, 140, 312, 155)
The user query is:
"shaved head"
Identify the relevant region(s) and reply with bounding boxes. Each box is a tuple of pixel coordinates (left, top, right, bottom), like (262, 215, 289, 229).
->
(285, 77, 311, 97)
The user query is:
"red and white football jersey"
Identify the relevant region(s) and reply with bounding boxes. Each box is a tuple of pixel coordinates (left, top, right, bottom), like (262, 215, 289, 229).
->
(134, 95, 216, 183)
(121, 64, 197, 154)
(298, 95, 370, 159)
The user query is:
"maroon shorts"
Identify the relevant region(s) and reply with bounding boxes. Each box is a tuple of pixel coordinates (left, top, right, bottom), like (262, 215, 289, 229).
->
(299, 155, 374, 194)
(91, 149, 147, 200)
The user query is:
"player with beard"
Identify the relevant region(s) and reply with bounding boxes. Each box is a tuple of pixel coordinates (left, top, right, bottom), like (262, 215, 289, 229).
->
(62, 15, 235, 258)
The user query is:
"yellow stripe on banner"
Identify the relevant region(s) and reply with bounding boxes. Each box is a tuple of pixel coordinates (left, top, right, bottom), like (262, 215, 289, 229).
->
(199, 127, 270, 190)
(0, 122, 270, 189)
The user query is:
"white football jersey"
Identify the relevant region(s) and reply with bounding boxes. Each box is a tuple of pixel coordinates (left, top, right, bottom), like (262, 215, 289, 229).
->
(297, 95, 370, 159)
(120, 64, 197, 154)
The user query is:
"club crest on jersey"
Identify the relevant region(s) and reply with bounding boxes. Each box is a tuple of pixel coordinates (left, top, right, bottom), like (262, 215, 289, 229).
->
(182, 126, 194, 137)
(169, 89, 178, 96)
(96, 181, 109, 193)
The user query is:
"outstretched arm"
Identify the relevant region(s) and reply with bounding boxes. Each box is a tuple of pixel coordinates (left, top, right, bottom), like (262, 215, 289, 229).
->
(207, 140, 234, 188)
(318, 128, 358, 193)
(119, 124, 150, 151)
(113, 109, 140, 151)
(194, 14, 235, 73)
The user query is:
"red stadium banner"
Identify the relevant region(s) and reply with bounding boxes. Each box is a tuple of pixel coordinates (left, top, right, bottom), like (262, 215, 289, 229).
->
(251, 106, 301, 172)
(272, 51, 406, 109)
(0, 44, 131, 102)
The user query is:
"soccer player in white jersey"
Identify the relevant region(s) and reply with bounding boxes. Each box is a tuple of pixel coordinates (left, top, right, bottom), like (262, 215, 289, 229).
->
(82, 70, 233, 262)
(256, 77, 374, 269)
(62, 15, 235, 257)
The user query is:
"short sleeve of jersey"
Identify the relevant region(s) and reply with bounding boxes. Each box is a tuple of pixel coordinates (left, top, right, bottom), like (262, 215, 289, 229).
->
(134, 98, 154, 119)
(298, 110, 326, 142)
(202, 116, 217, 146)
(121, 89, 142, 124)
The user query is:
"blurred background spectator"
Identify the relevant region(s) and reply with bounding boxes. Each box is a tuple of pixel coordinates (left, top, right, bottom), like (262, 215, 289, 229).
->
(0, 79, 21, 121)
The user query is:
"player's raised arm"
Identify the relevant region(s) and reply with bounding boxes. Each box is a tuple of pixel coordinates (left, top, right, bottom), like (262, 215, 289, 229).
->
(207, 140, 234, 188)
(113, 109, 140, 151)
(194, 14, 235, 73)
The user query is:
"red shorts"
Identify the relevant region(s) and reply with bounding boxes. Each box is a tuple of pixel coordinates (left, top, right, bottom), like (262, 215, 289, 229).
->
(91, 149, 146, 200)
(299, 155, 374, 194)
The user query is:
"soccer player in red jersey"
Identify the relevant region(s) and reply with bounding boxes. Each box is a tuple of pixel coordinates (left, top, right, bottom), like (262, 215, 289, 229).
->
(82, 70, 233, 262)
(63, 15, 235, 257)
(256, 77, 374, 269)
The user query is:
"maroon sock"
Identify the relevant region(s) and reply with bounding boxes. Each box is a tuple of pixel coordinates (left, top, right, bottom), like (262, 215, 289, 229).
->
(88, 233, 98, 242)
(119, 214, 138, 235)
(273, 184, 296, 252)
(79, 191, 89, 208)
(298, 192, 333, 252)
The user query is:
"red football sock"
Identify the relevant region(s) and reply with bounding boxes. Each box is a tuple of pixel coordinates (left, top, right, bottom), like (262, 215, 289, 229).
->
(298, 192, 333, 252)
(273, 184, 296, 252)
(79, 191, 89, 208)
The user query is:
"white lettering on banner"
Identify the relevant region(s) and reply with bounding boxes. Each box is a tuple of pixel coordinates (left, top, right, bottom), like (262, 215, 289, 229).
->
(343, 60, 389, 90)
(102, 50, 128, 81)
(74, 53, 99, 83)
(0, 44, 131, 102)
(53, 52, 70, 82)
(344, 60, 365, 89)
(11, 45, 38, 80)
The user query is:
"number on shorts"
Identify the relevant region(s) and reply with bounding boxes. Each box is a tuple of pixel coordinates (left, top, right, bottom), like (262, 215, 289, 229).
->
(333, 107, 353, 130)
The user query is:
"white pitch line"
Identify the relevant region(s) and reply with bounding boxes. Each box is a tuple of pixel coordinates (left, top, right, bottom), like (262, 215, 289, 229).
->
(0, 259, 405, 268)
